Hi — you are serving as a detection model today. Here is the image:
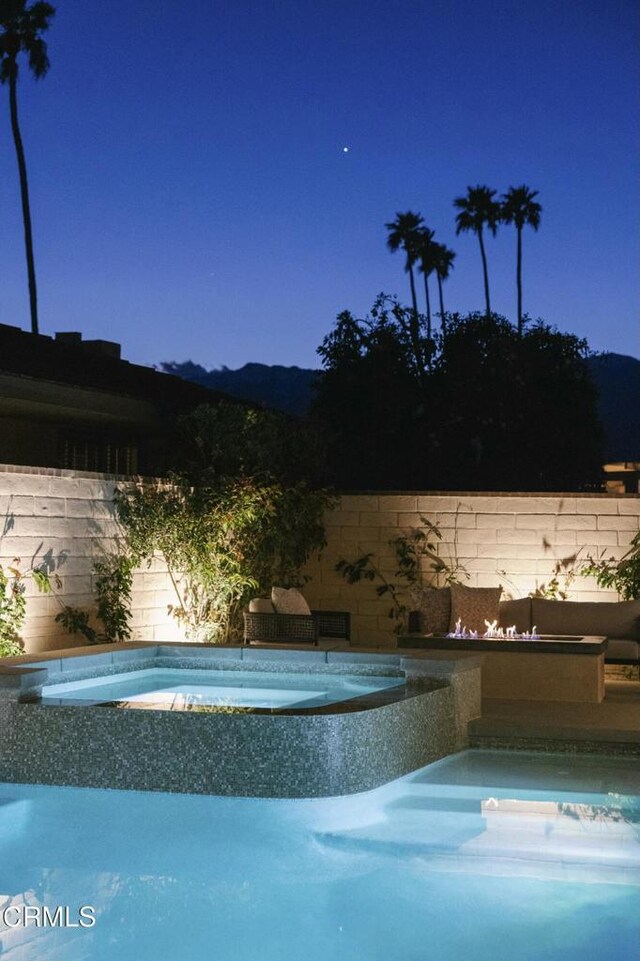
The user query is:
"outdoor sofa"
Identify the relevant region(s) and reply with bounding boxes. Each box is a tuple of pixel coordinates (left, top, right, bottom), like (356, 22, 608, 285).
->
(405, 595, 640, 666)
(497, 597, 640, 666)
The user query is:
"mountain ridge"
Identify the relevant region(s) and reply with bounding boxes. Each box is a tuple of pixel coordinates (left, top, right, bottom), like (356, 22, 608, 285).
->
(161, 353, 640, 461)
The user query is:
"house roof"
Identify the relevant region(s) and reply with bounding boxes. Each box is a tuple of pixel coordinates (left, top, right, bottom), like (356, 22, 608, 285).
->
(0, 323, 231, 414)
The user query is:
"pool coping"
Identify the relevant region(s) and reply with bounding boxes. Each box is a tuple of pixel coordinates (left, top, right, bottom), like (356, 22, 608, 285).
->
(0, 641, 483, 715)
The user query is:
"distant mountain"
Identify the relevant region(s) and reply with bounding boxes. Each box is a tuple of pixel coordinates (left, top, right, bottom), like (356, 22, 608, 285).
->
(163, 352, 640, 459)
(160, 361, 318, 415)
(586, 353, 640, 461)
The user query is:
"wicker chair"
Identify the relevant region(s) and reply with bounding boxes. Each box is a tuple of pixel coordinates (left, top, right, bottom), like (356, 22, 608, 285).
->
(243, 609, 351, 646)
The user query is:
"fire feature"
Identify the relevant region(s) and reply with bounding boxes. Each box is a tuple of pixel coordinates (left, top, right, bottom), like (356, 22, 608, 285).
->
(447, 618, 540, 640)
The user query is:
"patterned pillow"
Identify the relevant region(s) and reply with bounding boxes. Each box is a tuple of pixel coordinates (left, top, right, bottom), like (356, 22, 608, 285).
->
(449, 583, 502, 634)
(409, 586, 451, 635)
(271, 587, 311, 616)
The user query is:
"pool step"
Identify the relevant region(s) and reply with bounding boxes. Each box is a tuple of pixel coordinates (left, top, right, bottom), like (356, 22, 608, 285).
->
(316, 788, 640, 884)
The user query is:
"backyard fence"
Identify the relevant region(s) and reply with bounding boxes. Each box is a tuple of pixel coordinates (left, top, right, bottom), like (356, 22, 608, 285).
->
(302, 492, 640, 646)
(1, 466, 638, 652)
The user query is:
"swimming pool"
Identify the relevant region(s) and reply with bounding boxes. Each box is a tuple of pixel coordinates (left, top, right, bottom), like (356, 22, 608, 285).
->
(0, 750, 638, 960)
(41, 666, 405, 710)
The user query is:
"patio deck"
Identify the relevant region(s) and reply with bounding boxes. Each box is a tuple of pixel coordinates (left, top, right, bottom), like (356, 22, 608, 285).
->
(469, 680, 640, 755)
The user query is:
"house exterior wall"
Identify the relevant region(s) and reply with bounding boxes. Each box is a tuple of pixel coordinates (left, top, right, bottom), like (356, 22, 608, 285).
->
(1, 467, 638, 653)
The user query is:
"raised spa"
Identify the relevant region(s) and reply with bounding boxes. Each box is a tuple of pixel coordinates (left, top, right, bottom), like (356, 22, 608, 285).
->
(0, 643, 482, 797)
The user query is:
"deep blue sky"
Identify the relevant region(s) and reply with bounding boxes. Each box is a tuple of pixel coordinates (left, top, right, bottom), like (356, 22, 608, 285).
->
(1, 0, 638, 369)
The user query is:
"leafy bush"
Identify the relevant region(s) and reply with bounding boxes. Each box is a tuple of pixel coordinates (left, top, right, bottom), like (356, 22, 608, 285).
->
(110, 403, 335, 644)
(116, 476, 333, 644)
(0, 559, 57, 657)
(55, 555, 134, 644)
(582, 532, 640, 600)
(336, 515, 468, 634)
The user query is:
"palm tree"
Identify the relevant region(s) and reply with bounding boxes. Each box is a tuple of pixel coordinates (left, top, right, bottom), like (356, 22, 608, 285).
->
(385, 210, 425, 376)
(432, 242, 456, 331)
(454, 185, 500, 318)
(0, 1, 55, 336)
(416, 227, 437, 339)
(385, 211, 424, 317)
(501, 185, 542, 335)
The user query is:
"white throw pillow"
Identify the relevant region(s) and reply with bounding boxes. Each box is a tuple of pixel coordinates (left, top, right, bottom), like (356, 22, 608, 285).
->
(249, 598, 275, 614)
(271, 587, 311, 616)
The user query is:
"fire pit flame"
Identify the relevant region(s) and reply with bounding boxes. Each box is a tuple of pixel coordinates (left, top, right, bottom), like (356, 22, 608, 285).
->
(447, 618, 540, 640)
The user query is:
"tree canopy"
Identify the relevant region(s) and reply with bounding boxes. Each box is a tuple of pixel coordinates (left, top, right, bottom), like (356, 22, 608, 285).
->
(311, 298, 603, 492)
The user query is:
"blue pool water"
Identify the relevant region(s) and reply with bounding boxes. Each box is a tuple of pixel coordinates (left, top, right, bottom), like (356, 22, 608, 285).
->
(41, 667, 404, 710)
(0, 750, 638, 960)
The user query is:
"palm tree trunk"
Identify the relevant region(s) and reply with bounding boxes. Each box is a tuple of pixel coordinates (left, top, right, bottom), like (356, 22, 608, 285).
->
(516, 225, 523, 335)
(477, 226, 491, 318)
(436, 273, 445, 332)
(407, 265, 425, 380)
(423, 273, 432, 339)
(408, 263, 419, 319)
(9, 72, 39, 335)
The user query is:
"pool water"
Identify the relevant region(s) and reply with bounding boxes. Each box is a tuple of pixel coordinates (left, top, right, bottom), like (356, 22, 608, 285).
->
(0, 750, 638, 960)
(41, 667, 404, 710)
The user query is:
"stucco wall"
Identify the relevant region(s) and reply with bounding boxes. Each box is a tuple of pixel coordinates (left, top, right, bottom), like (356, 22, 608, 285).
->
(302, 492, 640, 647)
(1, 467, 639, 653)
(0, 465, 184, 653)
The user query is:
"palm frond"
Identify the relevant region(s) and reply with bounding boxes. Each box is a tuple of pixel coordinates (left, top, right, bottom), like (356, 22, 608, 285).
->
(501, 184, 542, 230)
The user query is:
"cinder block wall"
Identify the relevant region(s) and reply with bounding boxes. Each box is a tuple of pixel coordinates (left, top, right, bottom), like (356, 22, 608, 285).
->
(0, 466, 185, 653)
(302, 493, 640, 647)
(2, 467, 638, 653)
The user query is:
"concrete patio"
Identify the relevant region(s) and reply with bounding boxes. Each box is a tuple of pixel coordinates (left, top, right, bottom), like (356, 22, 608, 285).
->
(469, 679, 640, 754)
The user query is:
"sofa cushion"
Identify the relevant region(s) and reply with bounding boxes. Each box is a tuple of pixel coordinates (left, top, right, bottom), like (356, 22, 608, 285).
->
(409, 586, 451, 635)
(249, 598, 275, 614)
(499, 598, 532, 633)
(271, 587, 311, 616)
(605, 639, 640, 663)
(531, 598, 640, 640)
(449, 583, 502, 634)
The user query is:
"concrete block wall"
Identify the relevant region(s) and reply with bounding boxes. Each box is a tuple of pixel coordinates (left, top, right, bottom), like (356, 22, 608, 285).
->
(302, 493, 640, 647)
(2, 467, 639, 653)
(0, 466, 185, 653)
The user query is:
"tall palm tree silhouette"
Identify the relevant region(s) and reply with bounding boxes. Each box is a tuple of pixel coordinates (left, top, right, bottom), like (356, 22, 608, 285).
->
(454, 185, 500, 318)
(416, 227, 437, 339)
(385, 211, 424, 317)
(432, 242, 456, 330)
(501, 185, 542, 335)
(385, 210, 425, 375)
(0, 1, 55, 336)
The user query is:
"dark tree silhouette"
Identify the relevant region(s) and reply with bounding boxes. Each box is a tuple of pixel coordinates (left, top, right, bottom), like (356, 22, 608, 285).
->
(454, 185, 500, 318)
(0, 0, 55, 335)
(501, 185, 542, 335)
(429, 313, 602, 491)
(313, 299, 603, 492)
(432, 241, 456, 331)
(416, 227, 437, 340)
(385, 211, 425, 378)
(312, 296, 427, 489)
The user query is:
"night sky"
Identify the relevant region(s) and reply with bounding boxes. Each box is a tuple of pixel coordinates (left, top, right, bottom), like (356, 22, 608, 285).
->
(1, 0, 638, 369)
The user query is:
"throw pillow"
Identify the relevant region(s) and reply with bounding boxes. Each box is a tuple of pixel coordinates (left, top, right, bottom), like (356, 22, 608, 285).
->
(409, 586, 451, 635)
(499, 597, 532, 633)
(271, 586, 311, 616)
(449, 583, 502, 634)
(249, 598, 275, 614)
